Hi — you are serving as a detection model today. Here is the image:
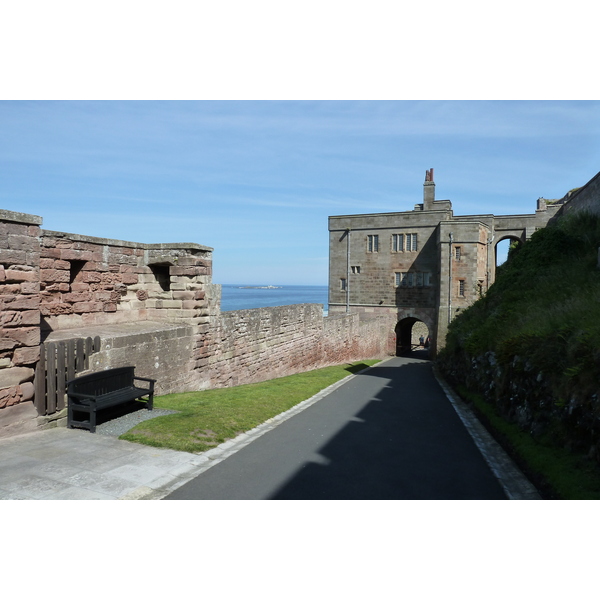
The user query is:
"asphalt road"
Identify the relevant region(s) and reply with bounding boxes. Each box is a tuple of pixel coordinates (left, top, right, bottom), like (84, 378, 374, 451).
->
(165, 355, 507, 500)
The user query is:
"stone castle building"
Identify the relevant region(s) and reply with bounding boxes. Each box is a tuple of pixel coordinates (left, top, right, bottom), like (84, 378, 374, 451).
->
(328, 169, 565, 355)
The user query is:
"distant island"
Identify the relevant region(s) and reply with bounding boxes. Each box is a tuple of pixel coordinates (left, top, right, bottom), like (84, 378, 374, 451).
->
(238, 285, 282, 289)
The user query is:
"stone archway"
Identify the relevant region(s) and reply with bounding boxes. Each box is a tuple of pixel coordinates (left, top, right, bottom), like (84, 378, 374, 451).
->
(395, 317, 430, 356)
(495, 235, 523, 268)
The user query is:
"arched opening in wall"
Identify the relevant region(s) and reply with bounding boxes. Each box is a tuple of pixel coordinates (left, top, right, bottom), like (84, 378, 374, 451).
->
(149, 263, 171, 292)
(395, 318, 430, 358)
(495, 236, 522, 268)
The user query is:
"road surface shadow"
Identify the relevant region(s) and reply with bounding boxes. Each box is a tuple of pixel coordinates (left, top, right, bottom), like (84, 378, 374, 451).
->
(268, 360, 506, 500)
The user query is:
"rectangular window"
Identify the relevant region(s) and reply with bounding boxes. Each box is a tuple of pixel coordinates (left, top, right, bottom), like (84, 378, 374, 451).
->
(406, 233, 418, 252)
(458, 280, 465, 297)
(392, 234, 404, 252)
(423, 272, 432, 287)
(351, 266, 361, 274)
(395, 272, 402, 286)
(455, 246, 462, 261)
(367, 235, 379, 253)
(406, 273, 414, 287)
(416, 272, 423, 287)
(341, 278, 347, 291)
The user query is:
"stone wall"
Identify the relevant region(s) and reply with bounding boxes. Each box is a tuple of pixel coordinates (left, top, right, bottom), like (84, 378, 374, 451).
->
(39, 230, 213, 334)
(207, 304, 391, 389)
(553, 171, 600, 220)
(1, 208, 393, 439)
(0, 210, 42, 436)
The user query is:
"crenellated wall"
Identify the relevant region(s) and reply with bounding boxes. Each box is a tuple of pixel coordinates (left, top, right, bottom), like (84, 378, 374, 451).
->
(1, 209, 391, 438)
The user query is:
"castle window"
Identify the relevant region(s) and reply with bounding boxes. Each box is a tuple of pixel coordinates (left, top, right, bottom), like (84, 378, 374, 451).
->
(367, 235, 379, 253)
(392, 234, 404, 252)
(340, 278, 347, 291)
(69, 260, 86, 286)
(351, 266, 361, 274)
(423, 272, 432, 287)
(458, 280, 465, 297)
(149, 264, 171, 292)
(406, 233, 418, 252)
(455, 246, 462, 261)
(395, 272, 416, 287)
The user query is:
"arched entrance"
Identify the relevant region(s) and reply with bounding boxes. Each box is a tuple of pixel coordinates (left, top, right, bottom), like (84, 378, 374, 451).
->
(395, 318, 430, 356)
(495, 235, 522, 268)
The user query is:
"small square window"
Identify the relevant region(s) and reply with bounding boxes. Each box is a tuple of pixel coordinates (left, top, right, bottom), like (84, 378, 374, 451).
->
(351, 266, 361, 274)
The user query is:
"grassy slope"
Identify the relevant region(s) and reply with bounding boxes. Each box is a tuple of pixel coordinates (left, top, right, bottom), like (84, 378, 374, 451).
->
(437, 211, 600, 499)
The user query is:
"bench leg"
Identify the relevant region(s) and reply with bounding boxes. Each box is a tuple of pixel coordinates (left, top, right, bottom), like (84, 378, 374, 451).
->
(89, 407, 97, 433)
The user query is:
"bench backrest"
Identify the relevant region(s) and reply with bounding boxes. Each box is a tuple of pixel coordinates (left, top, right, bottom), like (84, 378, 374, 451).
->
(68, 367, 136, 397)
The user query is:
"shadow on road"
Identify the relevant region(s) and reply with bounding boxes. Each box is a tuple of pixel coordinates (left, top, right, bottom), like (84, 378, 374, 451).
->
(268, 359, 506, 500)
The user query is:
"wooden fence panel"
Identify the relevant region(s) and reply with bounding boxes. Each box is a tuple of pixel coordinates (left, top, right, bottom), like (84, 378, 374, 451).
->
(56, 342, 66, 411)
(46, 342, 57, 415)
(33, 336, 101, 416)
(34, 346, 46, 415)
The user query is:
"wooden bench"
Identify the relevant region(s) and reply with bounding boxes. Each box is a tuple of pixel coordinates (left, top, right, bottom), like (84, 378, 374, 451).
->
(67, 366, 156, 433)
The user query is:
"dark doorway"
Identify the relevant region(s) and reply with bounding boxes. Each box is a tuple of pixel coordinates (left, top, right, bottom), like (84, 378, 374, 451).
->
(395, 318, 430, 357)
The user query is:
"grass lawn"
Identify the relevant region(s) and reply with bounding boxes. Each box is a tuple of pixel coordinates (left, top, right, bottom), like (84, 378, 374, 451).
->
(120, 360, 380, 453)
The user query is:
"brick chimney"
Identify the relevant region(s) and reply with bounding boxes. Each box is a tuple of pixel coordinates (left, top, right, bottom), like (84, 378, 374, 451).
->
(423, 168, 435, 210)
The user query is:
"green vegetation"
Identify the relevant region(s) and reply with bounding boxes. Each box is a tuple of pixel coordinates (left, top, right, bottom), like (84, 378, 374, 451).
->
(457, 385, 600, 500)
(443, 210, 600, 390)
(438, 210, 600, 499)
(120, 360, 380, 453)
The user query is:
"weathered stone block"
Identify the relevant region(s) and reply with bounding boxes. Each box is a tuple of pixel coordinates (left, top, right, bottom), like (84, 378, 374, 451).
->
(0, 385, 20, 408)
(72, 301, 103, 313)
(40, 302, 72, 316)
(19, 381, 34, 401)
(120, 273, 139, 285)
(20, 281, 40, 294)
(3, 295, 39, 311)
(12, 346, 40, 365)
(2, 326, 39, 347)
(0, 337, 17, 350)
(82, 272, 102, 283)
(4, 268, 37, 282)
(8, 234, 39, 252)
(40, 268, 70, 283)
(0, 366, 35, 388)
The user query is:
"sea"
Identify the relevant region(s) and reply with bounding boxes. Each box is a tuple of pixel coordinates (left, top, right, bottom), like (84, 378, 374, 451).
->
(219, 284, 329, 315)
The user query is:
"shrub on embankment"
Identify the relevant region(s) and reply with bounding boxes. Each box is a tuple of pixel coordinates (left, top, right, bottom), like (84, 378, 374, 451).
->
(437, 211, 600, 469)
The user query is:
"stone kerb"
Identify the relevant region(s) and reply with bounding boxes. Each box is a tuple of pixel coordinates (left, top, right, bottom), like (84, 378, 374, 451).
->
(1, 210, 42, 434)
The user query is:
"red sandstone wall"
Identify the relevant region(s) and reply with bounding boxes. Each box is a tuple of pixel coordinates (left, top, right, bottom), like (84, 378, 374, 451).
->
(0, 210, 41, 415)
(205, 304, 390, 389)
(39, 231, 212, 333)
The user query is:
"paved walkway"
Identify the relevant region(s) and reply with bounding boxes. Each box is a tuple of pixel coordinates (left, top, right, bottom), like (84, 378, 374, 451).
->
(0, 356, 540, 500)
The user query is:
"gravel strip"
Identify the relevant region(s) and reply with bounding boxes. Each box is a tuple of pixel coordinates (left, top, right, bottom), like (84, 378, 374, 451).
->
(95, 408, 178, 437)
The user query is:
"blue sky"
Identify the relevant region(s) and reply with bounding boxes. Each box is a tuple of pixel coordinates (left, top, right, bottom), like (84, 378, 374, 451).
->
(1, 101, 599, 284)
